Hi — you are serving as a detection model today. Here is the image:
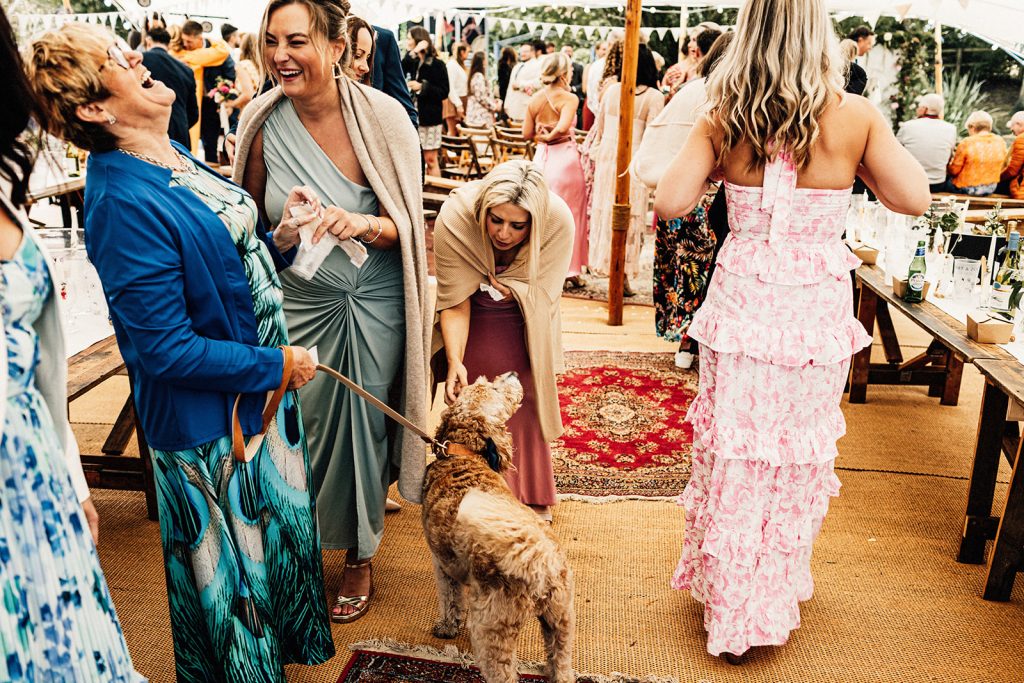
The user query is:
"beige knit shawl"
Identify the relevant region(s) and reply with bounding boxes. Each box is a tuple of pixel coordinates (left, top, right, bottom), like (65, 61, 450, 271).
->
(233, 78, 430, 504)
(431, 180, 573, 442)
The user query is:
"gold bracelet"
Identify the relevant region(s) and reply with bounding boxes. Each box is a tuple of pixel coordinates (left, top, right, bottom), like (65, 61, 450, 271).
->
(360, 215, 384, 244)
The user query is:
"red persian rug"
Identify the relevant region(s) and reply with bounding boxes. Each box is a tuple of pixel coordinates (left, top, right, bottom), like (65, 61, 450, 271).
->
(553, 351, 697, 500)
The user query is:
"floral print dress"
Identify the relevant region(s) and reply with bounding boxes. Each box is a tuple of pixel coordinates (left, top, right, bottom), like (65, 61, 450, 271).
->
(654, 192, 716, 343)
(149, 160, 334, 683)
(671, 152, 872, 657)
(0, 233, 142, 682)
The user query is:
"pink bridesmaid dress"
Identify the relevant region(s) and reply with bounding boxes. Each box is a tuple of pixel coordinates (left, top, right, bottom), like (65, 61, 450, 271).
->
(534, 138, 589, 277)
(671, 151, 872, 656)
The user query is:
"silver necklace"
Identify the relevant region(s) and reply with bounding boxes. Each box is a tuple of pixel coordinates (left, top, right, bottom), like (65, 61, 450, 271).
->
(118, 147, 195, 174)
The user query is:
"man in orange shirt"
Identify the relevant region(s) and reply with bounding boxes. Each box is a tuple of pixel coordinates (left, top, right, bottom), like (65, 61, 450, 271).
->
(999, 111, 1024, 199)
(178, 20, 234, 163)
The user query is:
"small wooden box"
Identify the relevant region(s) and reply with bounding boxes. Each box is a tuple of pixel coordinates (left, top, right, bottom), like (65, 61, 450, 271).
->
(852, 244, 879, 265)
(891, 276, 931, 301)
(966, 310, 1013, 344)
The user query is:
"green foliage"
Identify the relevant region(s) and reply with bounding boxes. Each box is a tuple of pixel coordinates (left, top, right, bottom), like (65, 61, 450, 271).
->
(941, 70, 1007, 133)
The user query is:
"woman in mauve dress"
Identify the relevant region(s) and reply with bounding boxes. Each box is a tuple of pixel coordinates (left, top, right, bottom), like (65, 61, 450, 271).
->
(654, 0, 930, 664)
(433, 161, 573, 522)
(523, 52, 589, 289)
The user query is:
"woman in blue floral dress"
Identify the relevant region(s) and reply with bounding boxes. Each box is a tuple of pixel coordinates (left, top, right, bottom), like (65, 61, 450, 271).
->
(0, 7, 142, 680)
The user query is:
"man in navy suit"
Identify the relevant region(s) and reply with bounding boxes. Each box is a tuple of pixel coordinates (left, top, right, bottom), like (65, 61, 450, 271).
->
(372, 26, 418, 127)
(142, 27, 199, 149)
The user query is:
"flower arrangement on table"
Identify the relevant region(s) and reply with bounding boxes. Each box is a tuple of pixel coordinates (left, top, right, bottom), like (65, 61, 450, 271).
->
(973, 203, 1007, 237)
(207, 77, 240, 132)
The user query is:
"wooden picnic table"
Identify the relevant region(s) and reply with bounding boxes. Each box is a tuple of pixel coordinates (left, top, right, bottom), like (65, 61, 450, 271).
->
(25, 176, 86, 231)
(959, 358, 1024, 600)
(67, 336, 158, 521)
(932, 193, 1024, 210)
(963, 209, 1024, 224)
(849, 264, 1015, 406)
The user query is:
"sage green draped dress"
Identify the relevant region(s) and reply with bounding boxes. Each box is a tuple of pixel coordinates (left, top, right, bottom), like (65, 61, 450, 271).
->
(263, 99, 406, 558)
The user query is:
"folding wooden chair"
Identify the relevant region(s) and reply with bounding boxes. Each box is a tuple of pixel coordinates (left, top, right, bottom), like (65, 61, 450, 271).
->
(439, 133, 486, 180)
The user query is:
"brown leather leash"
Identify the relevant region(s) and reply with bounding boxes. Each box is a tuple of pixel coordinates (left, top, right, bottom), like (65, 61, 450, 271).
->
(231, 350, 456, 463)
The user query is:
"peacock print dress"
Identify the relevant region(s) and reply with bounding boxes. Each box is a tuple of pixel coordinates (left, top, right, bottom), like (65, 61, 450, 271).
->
(0, 231, 142, 682)
(671, 151, 872, 657)
(148, 159, 334, 683)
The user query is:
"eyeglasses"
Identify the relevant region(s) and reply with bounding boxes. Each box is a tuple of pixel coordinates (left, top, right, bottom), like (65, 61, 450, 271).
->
(102, 41, 132, 71)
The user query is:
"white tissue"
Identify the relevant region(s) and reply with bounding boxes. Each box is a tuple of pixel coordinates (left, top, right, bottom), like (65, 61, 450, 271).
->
(288, 203, 367, 280)
(479, 282, 506, 301)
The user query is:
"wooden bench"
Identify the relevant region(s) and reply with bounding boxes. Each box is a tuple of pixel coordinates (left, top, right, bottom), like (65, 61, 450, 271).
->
(932, 193, 1024, 210)
(959, 358, 1024, 600)
(849, 264, 1014, 406)
(68, 336, 158, 521)
(25, 177, 86, 231)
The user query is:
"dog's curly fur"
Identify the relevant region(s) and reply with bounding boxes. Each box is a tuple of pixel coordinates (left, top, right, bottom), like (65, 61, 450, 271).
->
(422, 373, 575, 683)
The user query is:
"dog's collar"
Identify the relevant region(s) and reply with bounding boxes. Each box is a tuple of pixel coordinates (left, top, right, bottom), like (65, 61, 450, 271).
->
(434, 441, 478, 458)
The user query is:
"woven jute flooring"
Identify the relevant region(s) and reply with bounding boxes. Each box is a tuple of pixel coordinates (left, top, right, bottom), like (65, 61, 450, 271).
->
(80, 299, 1023, 683)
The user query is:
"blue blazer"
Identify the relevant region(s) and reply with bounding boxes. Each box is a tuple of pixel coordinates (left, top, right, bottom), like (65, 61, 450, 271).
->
(372, 26, 418, 127)
(83, 143, 290, 451)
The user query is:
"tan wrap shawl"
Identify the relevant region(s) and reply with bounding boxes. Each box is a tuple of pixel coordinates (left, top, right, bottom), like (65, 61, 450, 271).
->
(431, 180, 573, 442)
(232, 78, 431, 504)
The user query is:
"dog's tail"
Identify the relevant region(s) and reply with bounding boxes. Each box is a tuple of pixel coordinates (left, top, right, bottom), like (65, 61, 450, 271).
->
(456, 489, 567, 595)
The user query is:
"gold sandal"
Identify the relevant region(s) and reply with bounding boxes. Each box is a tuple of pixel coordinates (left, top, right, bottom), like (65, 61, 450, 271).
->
(331, 562, 374, 624)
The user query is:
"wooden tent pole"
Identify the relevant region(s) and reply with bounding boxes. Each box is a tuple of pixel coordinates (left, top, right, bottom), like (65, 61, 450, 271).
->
(607, 0, 642, 326)
(934, 19, 943, 95)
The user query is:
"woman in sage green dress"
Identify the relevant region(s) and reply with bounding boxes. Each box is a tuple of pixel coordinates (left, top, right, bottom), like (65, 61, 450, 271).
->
(237, 0, 429, 624)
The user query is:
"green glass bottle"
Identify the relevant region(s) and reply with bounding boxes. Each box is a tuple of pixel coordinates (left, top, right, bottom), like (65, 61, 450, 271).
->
(904, 240, 927, 303)
(990, 231, 1021, 314)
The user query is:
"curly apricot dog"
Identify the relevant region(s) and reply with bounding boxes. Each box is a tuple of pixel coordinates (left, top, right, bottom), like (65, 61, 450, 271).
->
(422, 372, 575, 683)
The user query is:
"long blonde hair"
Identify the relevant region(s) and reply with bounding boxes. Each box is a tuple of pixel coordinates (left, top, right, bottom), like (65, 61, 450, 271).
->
(705, 0, 843, 171)
(473, 161, 549, 282)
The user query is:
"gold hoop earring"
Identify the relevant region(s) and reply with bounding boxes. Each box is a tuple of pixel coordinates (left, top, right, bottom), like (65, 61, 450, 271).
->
(332, 61, 344, 80)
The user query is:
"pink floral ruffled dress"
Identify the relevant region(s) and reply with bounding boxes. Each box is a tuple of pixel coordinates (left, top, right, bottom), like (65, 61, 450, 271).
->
(671, 151, 872, 657)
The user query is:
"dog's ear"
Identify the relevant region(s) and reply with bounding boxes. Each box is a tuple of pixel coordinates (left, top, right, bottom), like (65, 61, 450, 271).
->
(483, 438, 502, 473)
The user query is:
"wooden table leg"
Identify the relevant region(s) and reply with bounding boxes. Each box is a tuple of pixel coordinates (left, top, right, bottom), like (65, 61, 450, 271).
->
(849, 284, 878, 404)
(983, 435, 1024, 600)
(959, 379, 1008, 564)
(101, 396, 136, 455)
(940, 354, 964, 407)
(875, 301, 903, 365)
(125, 376, 159, 522)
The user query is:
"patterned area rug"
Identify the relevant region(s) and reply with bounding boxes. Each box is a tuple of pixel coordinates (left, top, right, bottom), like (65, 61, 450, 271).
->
(562, 274, 654, 308)
(337, 642, 675, 682)
(553, 352, 696, 500)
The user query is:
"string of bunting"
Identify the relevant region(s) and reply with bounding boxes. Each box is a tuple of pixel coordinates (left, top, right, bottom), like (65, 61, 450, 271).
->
(15, 11, 131, 32)
(447, 13, 688, 41)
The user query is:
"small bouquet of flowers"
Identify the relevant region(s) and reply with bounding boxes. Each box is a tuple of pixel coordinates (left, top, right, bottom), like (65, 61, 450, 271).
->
(207, 77, 240, 132)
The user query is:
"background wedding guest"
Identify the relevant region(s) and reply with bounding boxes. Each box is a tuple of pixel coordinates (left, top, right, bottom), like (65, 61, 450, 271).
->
(27, 21, 334, 680)
(434, 162, 573, 522)
(444, 41, 468, 135)
(497, 46, 517, 121)
(179, 19, 235, 162)
(655, 0, 928, 663)
(1, 10, 142, 680)
(372, 25, 418, 126)
(504, 41, 543, 121)
(142, 26, 198, 148)
(999, 111, 1024, 198)
(228, 32, 261, 114)
(237, 0, 429, 625)
(465, 50, 500, 128)
(947, 110, 1006, 196)
(346, 14, 375, 83)
(402, 26, 448, 176)
(588, 44, 663, 296)
(523, 52, 588, 288)
(839, 38, 867, 95)
(896, 93, 957, 192)
(582, 38, 609, 130)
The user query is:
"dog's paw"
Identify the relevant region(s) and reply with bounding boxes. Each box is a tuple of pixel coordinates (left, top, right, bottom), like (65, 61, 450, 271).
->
(432, 621, 460, 639)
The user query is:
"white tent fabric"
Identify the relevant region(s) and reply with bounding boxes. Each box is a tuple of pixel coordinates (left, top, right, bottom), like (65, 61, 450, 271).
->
(57, 0, 1024, 57)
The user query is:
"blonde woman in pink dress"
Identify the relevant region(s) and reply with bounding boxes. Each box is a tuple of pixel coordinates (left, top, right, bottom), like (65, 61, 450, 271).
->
(654, 0, 930, 664)
(524, 52, 588, 287)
